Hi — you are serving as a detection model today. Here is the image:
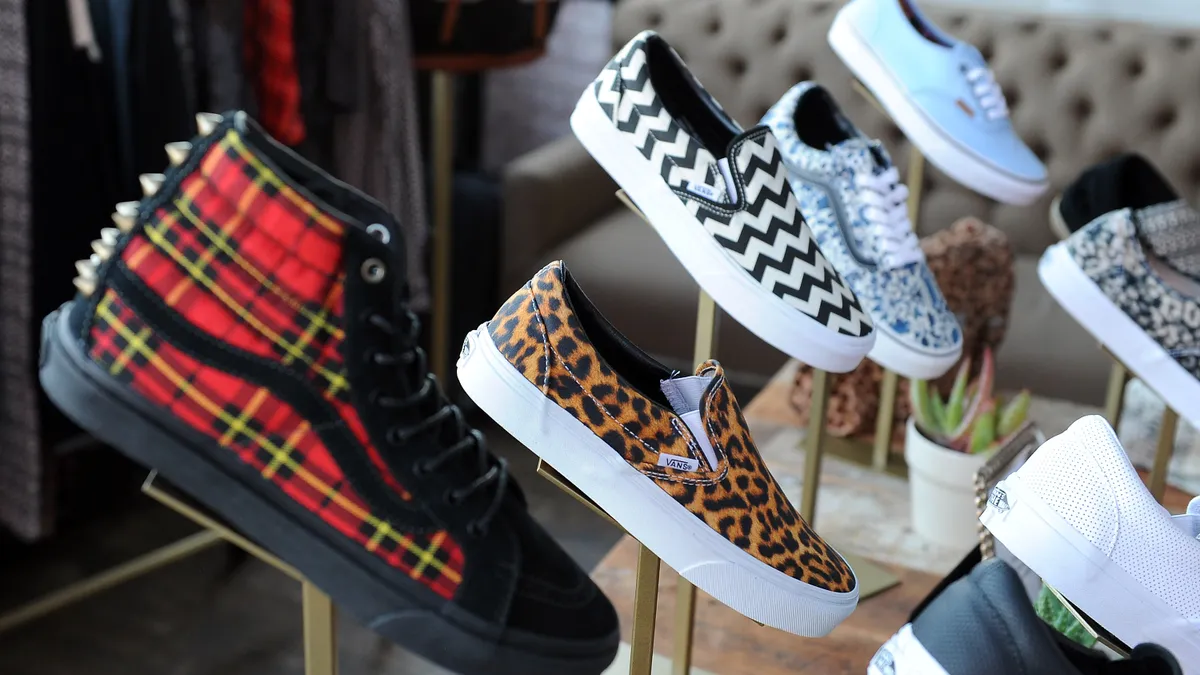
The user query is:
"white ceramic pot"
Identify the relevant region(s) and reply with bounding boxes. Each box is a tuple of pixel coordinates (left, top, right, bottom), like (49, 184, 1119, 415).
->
(904, 417, 988, 549)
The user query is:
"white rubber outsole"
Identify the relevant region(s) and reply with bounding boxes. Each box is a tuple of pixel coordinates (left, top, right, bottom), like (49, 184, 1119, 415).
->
(456, 322, 859, 637)
(869, 624, 949, 675)
(868, 326, 962, 380)
(828, 14, 1047, 207)
(569, 90, 872, 373)
(981, 473, 1200, 669)
(1038, 243, 1200, 429)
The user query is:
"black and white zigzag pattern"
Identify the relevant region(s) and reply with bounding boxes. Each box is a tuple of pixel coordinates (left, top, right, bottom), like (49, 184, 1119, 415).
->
(593, 33, 730, 203)
(589, 32, 873, 337)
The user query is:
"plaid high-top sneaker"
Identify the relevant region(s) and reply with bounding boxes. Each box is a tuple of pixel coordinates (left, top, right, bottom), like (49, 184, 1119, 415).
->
(39, 112, 618, 675)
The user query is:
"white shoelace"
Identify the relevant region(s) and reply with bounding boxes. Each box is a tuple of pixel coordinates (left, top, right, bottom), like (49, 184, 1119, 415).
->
(964, 67, 1009, 121)
(854, 167, 924, 269)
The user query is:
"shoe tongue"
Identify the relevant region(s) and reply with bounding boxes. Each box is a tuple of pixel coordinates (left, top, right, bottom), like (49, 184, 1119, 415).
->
(1135, 200, 1200, 279)
(659, 372, 719, 471)
(659, 374, 713, 416)
(953, 41, 987, 70)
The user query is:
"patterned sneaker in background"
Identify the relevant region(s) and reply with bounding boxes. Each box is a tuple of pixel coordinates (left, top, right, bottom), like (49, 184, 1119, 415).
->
(1051, 153, 1186, 241)
(39, 112, 618, 675)
(870, 558, 1184, 675)
(457, 261, 860, 637)
(763, 83, 961, 379)
(1039, 205, 1200, 428)
(829, 0, 1047, 205)
(981, 416, 1200, 671)
(570, 30, 874, 373)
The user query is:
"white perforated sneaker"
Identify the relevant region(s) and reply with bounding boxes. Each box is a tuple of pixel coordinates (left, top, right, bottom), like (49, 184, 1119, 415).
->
(981, 415, 1200, 670)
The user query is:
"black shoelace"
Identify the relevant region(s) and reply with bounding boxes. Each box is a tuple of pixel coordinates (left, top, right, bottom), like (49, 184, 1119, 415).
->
(363, 311, 508, 537)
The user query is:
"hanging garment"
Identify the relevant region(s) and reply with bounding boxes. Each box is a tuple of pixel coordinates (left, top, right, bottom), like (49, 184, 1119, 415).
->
(333, 0, 429, 310)
(243, 0, 306, 145)
(0, 0, 39, 540)
(409, 0, 561, 71)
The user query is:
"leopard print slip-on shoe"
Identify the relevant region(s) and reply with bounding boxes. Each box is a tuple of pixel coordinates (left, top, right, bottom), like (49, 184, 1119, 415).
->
(457, 261, 859, 637)
(1040, 205, 1200, 430)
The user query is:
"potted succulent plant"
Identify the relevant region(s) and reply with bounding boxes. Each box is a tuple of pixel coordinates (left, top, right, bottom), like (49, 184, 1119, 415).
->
(905, 347, 1030, 548)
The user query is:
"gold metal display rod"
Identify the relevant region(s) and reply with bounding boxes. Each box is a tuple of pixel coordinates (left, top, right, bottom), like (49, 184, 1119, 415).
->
(1046, 584, 1131, 658)
(872, 368, 900, 471)
(141, 473, 338, 675)
(0, 529, 222, 634)
(1102, 356, 1130, 429)
(142, 472, 303, 581)
(1150, 407, 1179, 503)
(802, 368, 832, 523)
(430, 71, 455, 383)
(630, 545, 662, 675)
(1099, 351, 1178, 505)
(303, 583, 339, 675)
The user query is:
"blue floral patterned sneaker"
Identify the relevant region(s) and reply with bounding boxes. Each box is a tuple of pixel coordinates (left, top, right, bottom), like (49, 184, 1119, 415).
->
(763, 83, 962, 379)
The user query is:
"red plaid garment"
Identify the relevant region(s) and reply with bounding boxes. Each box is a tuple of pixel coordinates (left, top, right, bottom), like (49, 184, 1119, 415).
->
(98, 129, 464, 596)
(244, 0, 306, 145)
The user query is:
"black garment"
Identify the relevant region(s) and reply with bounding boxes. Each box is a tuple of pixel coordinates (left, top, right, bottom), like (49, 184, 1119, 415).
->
(1057, 153, 1179, 235)
(906, 559, 1182, 675)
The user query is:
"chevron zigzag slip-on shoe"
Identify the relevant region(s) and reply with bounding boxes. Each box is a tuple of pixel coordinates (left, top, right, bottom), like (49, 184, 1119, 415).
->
(980, 416, 1200, 671)
(39, 112, 618, 675)
(828, 0, 1047, 206)
(762, 83, 962, 380)
(570, 31, 874, 373)
(457, 261, 860, 637)
(1038, 206, 1200, 429)
(869, 559, 1184, 675)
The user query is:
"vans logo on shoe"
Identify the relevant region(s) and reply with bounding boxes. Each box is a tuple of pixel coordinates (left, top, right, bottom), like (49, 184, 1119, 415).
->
(870, 648, 896, 675)
(656, 454, 700, 472)
(989, 487, 1010, 512)
(683, 181, 722, 202)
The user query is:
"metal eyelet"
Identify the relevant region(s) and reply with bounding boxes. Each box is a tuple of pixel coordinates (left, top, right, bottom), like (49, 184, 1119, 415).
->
(361, 258, 386, 283)
(366, 223, 391, 244)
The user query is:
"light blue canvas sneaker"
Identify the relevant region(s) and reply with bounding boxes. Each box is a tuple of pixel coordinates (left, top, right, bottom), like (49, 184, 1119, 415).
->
(762, 83, 962, 379)
(828, 0, 1047, 206)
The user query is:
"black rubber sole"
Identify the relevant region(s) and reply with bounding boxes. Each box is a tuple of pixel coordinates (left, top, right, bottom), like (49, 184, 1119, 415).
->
(39, 303, 618, 675)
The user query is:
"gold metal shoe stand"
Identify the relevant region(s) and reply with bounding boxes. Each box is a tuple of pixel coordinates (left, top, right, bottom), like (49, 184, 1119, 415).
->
(141, 472, 339, 675)
(1100, 350, 1178, 504)
(1045, 584, 1132, 658)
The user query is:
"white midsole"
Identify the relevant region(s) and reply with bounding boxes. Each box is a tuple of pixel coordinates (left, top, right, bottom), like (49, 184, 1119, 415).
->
(868, 325, 961, 380)
(981, 473, 1200, 670)
(1038, 242, 1200, 430)
(868, 624, 948, 675)
(569, 89, 872, 373)
(828, 13, 1046, 206)
(456, 322, 859, 637)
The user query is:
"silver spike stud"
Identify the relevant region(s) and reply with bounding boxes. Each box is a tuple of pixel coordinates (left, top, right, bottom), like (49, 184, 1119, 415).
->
(100, 227, 121, 246)
(196, 112, 224, 135)
(112, 201, 139, 233)
(89, 253, 103, 268)
(73, 276, 96, 296)
(91, 239, 113, 260)
(139, 173, 165, 197)
(75, 259, 97, 280)
(165, 141, 192, 167)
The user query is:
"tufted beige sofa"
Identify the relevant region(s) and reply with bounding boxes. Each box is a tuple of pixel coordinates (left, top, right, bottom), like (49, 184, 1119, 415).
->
(502, 0, 1200, 404)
